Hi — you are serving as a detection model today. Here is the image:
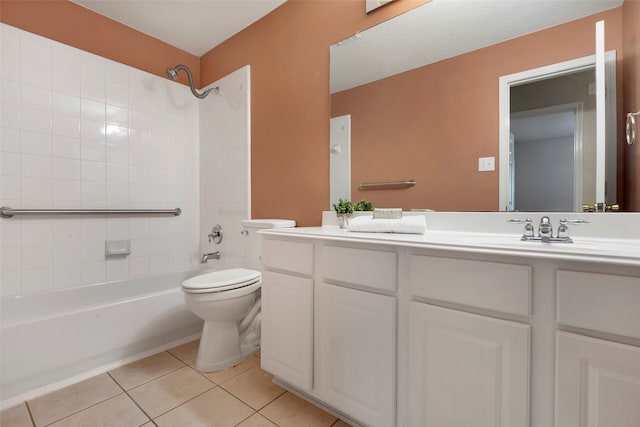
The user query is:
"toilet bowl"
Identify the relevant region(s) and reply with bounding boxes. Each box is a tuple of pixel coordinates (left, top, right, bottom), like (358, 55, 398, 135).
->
(182, 219, 295, 372)
(182, 268, 262, 371)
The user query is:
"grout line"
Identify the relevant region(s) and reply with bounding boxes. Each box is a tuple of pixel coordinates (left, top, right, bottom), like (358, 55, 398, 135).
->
(39, 393, 126, 427)
(233, 410, 258, 427)
(143, 384, 218, 421)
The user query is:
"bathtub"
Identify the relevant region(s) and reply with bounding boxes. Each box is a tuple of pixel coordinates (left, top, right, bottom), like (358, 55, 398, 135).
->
(0, 270, 203, 406)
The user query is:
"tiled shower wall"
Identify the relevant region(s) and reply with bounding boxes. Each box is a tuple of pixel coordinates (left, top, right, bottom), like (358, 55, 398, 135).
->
(199, 66, 251, 269)
(0, 24, 203, 296)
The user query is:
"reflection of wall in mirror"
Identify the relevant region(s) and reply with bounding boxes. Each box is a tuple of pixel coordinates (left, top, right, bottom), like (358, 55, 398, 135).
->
(331, 7, 623, 212)
(511, 70, 596, 209)
(623, 0, 640, 211)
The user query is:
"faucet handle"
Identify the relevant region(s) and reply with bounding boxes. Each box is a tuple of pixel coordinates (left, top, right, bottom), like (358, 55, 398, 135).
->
(507, 218, 534, 238)
(557, 218, 590, 239)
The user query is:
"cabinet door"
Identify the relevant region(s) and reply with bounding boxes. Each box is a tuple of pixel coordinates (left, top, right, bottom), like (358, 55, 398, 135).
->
(408, 303, 530, 427)
(555, 331, 640, 427)
(261, 270, 314, 392)
(317, 283, 396, 427)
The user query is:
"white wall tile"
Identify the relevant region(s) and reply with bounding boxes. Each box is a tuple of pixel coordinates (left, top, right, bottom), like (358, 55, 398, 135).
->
(1, 127, 20, 152)
(20, 31, 52, 66)
(81, 160, 106, 182)
(1, 79, 21, 105)
(1, 103, 21, 129)
(53, 264, 82, 288)
(52, 113, 81, 138)
(81, 261, 106, 284)
(1, 270, 22, 295)
(21, 107, 52, 133)
(1, 151, 21, 176)
(21, 154, 52, 178)
(21, 131, 52, 156)
(0, 24, 212, 297)
(21, 245, 53, 269)
(1, 25, 20, 58)
(21, 60, 51, 90)
(106, 257, 129, 281)
(52, 135, 81, 159)
(22, 267, 53, 293)
(53, 92, 81, 116)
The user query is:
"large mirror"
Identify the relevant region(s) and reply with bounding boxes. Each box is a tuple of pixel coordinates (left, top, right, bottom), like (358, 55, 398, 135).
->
(330, 0, 627, 212)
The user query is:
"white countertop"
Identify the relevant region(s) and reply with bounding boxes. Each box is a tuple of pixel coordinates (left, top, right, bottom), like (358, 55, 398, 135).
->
(260, 226, 640, 267)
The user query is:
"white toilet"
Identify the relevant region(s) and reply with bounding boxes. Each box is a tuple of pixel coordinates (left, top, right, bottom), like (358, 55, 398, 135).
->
(182, 219, 295, 372)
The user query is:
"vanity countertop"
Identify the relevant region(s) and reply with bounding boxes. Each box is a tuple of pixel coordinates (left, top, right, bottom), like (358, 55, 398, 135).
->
(260, 226, 640, 267)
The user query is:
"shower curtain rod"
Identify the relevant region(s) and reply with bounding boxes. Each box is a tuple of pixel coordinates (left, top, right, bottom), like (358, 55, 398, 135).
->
(0, 206, 182, 218)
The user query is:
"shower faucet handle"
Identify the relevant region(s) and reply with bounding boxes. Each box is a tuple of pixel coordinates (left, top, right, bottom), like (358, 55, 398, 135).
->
(208, 225, 223, 244)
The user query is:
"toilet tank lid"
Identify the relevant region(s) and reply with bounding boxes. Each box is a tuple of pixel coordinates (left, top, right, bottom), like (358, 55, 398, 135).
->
(241, 219, 296, 229)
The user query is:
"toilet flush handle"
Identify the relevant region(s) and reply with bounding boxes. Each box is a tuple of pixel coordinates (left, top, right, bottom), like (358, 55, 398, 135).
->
(208, 225, 223, 244)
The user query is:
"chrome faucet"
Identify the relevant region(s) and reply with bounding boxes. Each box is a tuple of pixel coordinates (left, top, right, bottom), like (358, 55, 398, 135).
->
(201, 251, 221, 263)
(538, 216, 553, 242)
(508, 217, 589, 243)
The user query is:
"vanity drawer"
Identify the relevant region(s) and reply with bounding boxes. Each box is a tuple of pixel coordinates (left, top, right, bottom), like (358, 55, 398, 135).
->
(556, 270, 640, 339)
(409, 255, 531, 316)
(320, 245, 397, 292)
(262, 238, 314, 276)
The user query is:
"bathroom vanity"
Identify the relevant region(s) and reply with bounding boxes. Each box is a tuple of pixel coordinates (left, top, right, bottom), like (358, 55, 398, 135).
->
(259, 213, 640, 427)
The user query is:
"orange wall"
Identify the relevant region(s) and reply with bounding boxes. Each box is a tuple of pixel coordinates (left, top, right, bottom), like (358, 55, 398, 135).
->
(200, 0, 430, 225)
(332, 8, 624, 211)
(623, 0, 640, 211)
(0, 1, 199, 86)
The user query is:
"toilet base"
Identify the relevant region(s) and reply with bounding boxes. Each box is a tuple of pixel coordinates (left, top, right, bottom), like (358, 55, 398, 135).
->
(195, 320, 261, 372)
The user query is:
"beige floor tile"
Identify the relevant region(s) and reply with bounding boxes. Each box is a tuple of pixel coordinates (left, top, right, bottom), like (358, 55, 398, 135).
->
(168, 339, 200, 365)
(154, 387, 254, 427)
(28, 373, 122, 427)
(236, 413, 278, 427)
(220, 366, 285, 410)
(0, 402, 33, 427)
(199, 355, 259, 384)
(48, 394, 149, 427)
(128, 366, 214, 418)
(109, 351, 185, 390)
(332, 420, 353, 427)
(260, 393, 337, 427)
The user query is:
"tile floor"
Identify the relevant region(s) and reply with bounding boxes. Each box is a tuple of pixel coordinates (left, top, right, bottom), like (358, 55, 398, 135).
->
(0, 340, 351, 427)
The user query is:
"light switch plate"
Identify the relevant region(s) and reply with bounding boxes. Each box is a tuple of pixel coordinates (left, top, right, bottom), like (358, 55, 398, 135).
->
(478, 156, 495, 172)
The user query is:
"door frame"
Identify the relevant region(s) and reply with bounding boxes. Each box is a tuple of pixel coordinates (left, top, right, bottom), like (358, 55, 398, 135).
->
(498, 52, 616, 211)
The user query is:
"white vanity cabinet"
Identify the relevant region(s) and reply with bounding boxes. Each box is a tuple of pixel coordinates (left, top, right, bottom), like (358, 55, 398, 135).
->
(259, 227, 640, 427)
(260, 237, 314, 392)
(554, 270, 640, 427)
(407, 253, 532, 427)
(315, 244, 397, 427)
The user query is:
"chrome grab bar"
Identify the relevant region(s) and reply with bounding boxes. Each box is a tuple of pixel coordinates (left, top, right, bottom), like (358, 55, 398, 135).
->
(0, 206, 182, 218)
(627, 111, 639, 146)
(359, 179, 416, 190)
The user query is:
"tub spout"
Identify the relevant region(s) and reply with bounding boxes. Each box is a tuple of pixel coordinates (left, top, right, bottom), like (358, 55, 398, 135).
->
(201, 251, 220, 263)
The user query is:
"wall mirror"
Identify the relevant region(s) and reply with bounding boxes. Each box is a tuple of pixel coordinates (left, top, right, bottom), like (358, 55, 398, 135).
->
(330, 0, 626, 212)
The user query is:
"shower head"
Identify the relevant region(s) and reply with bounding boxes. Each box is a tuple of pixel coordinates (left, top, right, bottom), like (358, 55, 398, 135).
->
(165, 64, 217, 99)
(165, 67, 179, 80)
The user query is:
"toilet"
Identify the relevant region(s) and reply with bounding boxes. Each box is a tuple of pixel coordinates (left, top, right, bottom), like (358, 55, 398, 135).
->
(182, 219, 295, 372)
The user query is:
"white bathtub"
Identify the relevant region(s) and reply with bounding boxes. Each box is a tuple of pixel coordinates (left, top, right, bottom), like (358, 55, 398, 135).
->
(0, 270, 203, 406)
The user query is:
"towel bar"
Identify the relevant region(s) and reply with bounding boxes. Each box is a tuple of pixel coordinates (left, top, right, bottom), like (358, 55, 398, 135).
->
(359, 180, 416, 190)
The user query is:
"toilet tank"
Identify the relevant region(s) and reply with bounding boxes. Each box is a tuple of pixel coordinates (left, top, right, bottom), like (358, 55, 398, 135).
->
(241, 219, 296, 271)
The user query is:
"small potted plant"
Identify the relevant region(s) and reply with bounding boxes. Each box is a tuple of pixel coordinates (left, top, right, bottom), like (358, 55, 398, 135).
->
(352, 199, 374, 212)
(333, 198, 354, 229)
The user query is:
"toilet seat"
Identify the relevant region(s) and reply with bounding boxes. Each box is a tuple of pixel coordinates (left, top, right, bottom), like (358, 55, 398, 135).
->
(182, 268, 262, 294)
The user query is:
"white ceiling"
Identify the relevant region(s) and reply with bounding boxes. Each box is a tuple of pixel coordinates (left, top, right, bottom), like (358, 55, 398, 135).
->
(331, 0, 623, 93)
(71, 0, 286, 56)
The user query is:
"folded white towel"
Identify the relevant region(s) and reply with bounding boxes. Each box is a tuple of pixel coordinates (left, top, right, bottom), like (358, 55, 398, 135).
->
(348, 215, 426, 234)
